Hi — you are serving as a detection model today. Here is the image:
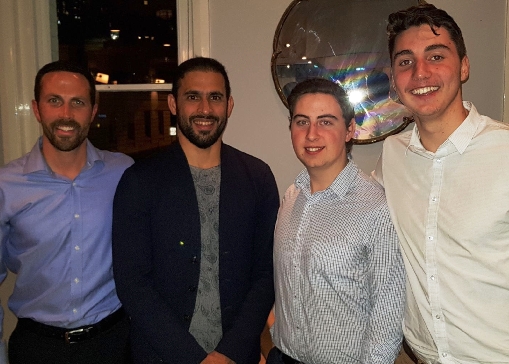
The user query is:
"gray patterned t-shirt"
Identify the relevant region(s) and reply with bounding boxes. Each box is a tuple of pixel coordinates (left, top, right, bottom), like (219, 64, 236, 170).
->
(188, 165, 222, 353)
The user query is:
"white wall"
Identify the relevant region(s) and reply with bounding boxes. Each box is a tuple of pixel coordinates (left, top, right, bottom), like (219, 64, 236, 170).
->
(210, 0, 507, 196)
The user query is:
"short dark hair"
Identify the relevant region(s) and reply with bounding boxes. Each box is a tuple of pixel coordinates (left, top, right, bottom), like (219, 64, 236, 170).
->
(387, 3, 466, 61)
(171, 57, 231, 99)
(34, 61, 96, 105)
(287, 78, 355, 154)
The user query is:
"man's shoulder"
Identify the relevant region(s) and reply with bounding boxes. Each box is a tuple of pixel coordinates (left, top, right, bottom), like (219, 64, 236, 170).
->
(126, 143, 183, 171)
(0, 151, 33, 181)
(384, 128, 413, 146)
(350, 168, 387, 208)
(222, 144, 270, 168)
(477, 115, 509, 139)
(98, 149, 134, 168)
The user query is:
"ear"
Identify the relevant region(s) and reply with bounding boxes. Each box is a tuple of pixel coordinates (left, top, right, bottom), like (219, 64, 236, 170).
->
(460, 55, 470, 83)
(91, 103, 98, 121)
(226, 95, 234, 118)
(32, 99, 41, 123)
(168, 94, 177, 115)
(345, 118, 355, 142)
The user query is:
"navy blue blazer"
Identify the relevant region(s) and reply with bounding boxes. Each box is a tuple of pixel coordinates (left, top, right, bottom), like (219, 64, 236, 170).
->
(112, 142, 279, 364)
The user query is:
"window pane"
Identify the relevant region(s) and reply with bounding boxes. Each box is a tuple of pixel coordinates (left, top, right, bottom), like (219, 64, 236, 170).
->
(89, 91, 177, 160)
(56, 0, 179, 158)
(57, 0, 178, 84)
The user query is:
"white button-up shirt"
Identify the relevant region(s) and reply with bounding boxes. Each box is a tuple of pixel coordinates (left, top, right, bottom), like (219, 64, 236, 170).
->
(374, 102, 509, 363)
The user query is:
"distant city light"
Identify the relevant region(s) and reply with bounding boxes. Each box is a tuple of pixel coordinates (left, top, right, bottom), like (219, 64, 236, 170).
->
(95, 73, 109, 84)
(110, 30, 120, 40)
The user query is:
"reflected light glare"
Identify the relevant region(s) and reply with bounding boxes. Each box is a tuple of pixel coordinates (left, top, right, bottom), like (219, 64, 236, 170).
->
(301, 56, 307, 60)
(348, 89, 367, 105)
(285, 43, 290, 48)
(155, 79, 165, 84)
(169, 127, 177, 136)
(163, 44, 171, 47)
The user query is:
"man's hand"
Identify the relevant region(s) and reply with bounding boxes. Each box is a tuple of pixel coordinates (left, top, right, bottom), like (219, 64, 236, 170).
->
(200, 351, 236, 364)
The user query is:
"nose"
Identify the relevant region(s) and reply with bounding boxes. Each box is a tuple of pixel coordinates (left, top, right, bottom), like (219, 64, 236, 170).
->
(306, 122, 319, 141)
(412, 59, 431, 80)
(59, 102, 72, 119)
(198, 98, 211, 115)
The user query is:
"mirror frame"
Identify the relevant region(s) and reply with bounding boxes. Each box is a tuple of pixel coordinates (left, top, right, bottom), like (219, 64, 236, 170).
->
(271, 0, 426, 144)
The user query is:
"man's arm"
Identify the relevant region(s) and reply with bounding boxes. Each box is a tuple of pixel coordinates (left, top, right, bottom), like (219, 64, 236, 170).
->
(112, 167, 208, 363)
(361, 205, 405, 364)
(214, 164, 280, 363)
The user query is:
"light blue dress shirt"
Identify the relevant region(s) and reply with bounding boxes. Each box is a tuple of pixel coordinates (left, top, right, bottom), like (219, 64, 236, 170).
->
(0, 137, 133, 339)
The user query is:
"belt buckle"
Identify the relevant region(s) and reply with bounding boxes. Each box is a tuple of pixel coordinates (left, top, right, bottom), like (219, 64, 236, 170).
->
(64, 328, 88, 344)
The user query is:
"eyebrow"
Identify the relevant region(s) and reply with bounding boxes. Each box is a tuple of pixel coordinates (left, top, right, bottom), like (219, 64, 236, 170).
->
(183, 90, 224, 97)
(292, 113, 339, 121)
(393, 43, 452, 60)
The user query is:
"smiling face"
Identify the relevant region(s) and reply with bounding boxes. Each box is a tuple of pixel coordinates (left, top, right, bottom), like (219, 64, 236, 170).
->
(32, 71, 97, 153)
(291, 93, 355, 189)
(391, 24, 469, 125)
(168, 70, 233, 150)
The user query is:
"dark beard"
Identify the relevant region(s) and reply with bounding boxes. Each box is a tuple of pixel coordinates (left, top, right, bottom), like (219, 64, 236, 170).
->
(42, 119, 89, 152)
(177, 114, 227, 149)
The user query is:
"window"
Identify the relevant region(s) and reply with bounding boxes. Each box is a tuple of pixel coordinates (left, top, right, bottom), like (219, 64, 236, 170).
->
(54, 0, 209, 159)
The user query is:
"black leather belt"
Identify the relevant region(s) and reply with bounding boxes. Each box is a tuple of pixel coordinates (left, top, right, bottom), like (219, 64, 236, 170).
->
(17, 307, 125, 344)
(403, 339, 421, 364)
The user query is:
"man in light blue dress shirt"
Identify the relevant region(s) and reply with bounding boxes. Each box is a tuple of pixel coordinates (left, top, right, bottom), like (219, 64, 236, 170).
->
(0, 61, 133, 364)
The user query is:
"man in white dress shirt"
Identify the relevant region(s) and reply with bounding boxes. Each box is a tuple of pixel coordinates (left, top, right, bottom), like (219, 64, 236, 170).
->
(373, 4, 509, 363)
(269, 78, 405, 364)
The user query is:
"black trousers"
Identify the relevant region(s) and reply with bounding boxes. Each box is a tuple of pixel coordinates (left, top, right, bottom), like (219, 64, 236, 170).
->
(8, 314, 132, 364)
(267, 347, 304, 364)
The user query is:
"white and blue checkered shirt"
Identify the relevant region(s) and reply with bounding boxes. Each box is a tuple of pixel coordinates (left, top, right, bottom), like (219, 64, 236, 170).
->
(272, 161, 405, 364)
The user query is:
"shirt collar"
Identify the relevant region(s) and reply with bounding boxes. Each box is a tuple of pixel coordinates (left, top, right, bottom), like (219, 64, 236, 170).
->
(23, 137, 103, 175)
(294, 160, 358, 199)
(407, 101, 480, 155)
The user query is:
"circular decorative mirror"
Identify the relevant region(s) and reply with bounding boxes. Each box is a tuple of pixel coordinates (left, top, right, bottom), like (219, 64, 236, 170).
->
(272, 0, 422, 144)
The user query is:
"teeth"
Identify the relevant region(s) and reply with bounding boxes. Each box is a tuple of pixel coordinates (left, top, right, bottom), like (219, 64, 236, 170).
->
(306, 147, 322, 152)
(58, 126, 74, 131)
(411, 86, 439, 95)
(194, 120, 213, 126)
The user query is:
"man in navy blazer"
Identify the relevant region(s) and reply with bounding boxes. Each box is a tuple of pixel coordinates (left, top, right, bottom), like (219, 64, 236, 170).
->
(112, 57, 279, 364)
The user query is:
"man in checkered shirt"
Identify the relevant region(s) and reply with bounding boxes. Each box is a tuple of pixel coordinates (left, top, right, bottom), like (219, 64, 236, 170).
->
(268, 78, 405, 364)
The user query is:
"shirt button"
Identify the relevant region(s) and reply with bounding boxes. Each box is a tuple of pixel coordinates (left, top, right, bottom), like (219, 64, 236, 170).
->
(435, 314, 440, 319)
(72, 182, 77, 187)
(428, 236, 434, 241)
(75, 245, 80, 251)
(431, 196, 437, 202)
(74, 278, 80, 284)
(74, 214, 80, 219)
(73, 308, 78, 314)
(436, 158, 442, 163)
(442, 353, 448, 357)
(430, 275, 435, 280)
